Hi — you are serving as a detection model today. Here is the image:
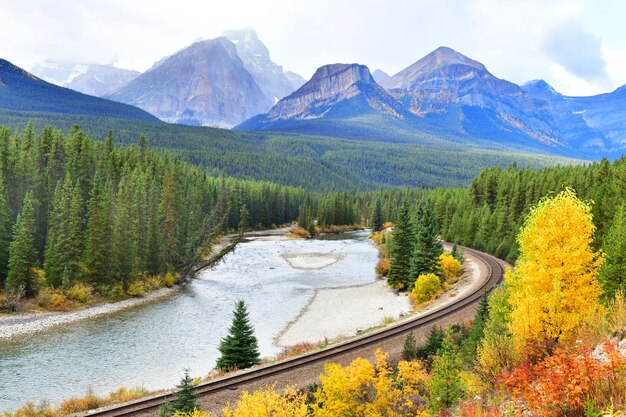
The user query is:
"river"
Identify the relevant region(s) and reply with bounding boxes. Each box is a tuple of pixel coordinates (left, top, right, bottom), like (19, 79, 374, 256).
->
(0, 231, 378, 412)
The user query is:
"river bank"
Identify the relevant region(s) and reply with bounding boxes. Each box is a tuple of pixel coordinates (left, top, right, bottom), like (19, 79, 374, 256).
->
(275, 245, 484, 347)
(0, 227, 292, 341)
(0, 287, 176, 340)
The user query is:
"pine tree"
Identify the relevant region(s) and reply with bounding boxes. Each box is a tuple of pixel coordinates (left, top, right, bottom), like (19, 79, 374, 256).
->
(598, 203, 626, 300)
(5, 192, 37, 296)
(409, 200, 443, 289)
(387, 203, 414, 290)
(216, 300, 260, 372)
(371, 199, 383, 232)
(171, 370, 199, 413)
(428, 332, 463, 413)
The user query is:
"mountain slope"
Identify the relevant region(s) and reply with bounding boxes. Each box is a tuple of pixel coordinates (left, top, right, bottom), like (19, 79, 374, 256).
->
(32, 60, 140, 96)
(380, 47, 559, 146)
(564, 85, 626, 152)
(237, 63, 414, 130)
(0, 58, 157, 121)
(372, 69, 390, 84)
(107, 38, 272, 128)
(223, 28, 305, 101)
(521, 79, 606, 150)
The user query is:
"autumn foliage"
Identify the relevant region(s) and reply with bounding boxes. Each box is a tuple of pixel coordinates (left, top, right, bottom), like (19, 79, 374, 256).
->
(502, 342, 626, 417)
(409, 273, 442, 306)
(507, 189, 605, 347)
(312, 349, 429, 416)
(439, 252, 462, 282)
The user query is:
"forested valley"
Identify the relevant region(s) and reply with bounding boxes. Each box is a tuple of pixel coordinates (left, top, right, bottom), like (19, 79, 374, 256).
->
(3, 122, 626, 417)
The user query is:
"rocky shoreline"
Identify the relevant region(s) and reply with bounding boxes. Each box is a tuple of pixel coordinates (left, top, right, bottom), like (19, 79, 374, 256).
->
(0, 287, 177, 341)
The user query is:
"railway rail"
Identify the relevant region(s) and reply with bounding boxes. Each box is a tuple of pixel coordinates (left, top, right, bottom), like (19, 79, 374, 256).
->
(84, 246, 506, 417)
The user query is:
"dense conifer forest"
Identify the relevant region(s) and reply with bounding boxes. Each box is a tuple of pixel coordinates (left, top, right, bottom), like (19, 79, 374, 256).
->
(0, 123, 306, 306)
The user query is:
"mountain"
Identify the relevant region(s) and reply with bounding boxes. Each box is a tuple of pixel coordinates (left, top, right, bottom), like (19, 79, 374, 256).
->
(107, 38, 272, 128)
(521, 79, 606, 150)
(0, 58, 158, 121)
(564, 85, 626, 152)
(237, 63, 414, 130)
(379, 46, 559, 146)
(372, 69, 390, 84)
(222, 28, 305, 101)
(32, 60, 140, 96)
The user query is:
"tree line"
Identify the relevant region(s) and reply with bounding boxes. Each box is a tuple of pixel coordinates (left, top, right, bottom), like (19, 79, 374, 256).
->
(0, 124, 307, 304)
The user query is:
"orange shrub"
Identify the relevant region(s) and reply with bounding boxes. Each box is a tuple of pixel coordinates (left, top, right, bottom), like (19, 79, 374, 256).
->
(502, 342, 626, 417)
(286, 226, 311, 239)
(36, 287, 72, 311)
(375, 258, 390, 276)
(383, 221, 394, 229)
(369, 231, 384, 244)
(276, 342, 318, 361)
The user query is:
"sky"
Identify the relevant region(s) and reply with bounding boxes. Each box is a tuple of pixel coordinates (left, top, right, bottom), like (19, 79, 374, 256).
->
(1, 0, 625, 96)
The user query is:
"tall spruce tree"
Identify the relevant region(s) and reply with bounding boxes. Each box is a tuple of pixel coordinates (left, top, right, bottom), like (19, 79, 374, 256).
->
(84, 175, 114, 286)
(371, 199, 383, 232)
(216, 300, 260, 372)
(409, 199, 443, 289)
(6, 192, 37, 296)
(387, 203, 414, 290)
(0, 171, 12, 286)
(44, 176, 83, 287)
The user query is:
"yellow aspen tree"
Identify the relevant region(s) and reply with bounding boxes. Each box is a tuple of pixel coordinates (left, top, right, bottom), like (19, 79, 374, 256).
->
(507, 189, 604, 347)
(222, 385, 307, 417)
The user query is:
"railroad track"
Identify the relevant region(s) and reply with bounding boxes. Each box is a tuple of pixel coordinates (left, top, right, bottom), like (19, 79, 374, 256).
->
(84, 246, 505, 417)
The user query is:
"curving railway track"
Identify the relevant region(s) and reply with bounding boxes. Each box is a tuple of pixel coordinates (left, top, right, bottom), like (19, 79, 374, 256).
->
(82, 246, 506, 417)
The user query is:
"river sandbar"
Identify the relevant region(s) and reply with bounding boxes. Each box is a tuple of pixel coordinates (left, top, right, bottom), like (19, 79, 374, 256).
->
(281, 252, 344, 270)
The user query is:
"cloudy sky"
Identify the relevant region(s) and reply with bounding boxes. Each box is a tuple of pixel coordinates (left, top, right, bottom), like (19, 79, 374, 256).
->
(1, 0, 625, 96)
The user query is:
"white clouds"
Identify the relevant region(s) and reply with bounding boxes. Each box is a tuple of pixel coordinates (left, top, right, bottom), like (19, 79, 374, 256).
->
(0, 0, 624, 96)
(542, 20, 607, 81)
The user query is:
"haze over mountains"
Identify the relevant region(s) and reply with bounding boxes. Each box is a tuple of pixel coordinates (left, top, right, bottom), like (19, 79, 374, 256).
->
(15, 29, 626, 158)
(32, 61, 140, 97)
(0, 58, 157, 122)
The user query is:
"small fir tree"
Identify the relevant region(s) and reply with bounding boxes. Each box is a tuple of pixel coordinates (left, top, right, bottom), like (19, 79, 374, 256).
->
(461, 292, 490, 363)
(428, 331, 464, 413)
(171, 369, 199, 413)
(403, 332, 418, 360)
(216, 300, 260, 371)
(418, 324, 445, 359)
